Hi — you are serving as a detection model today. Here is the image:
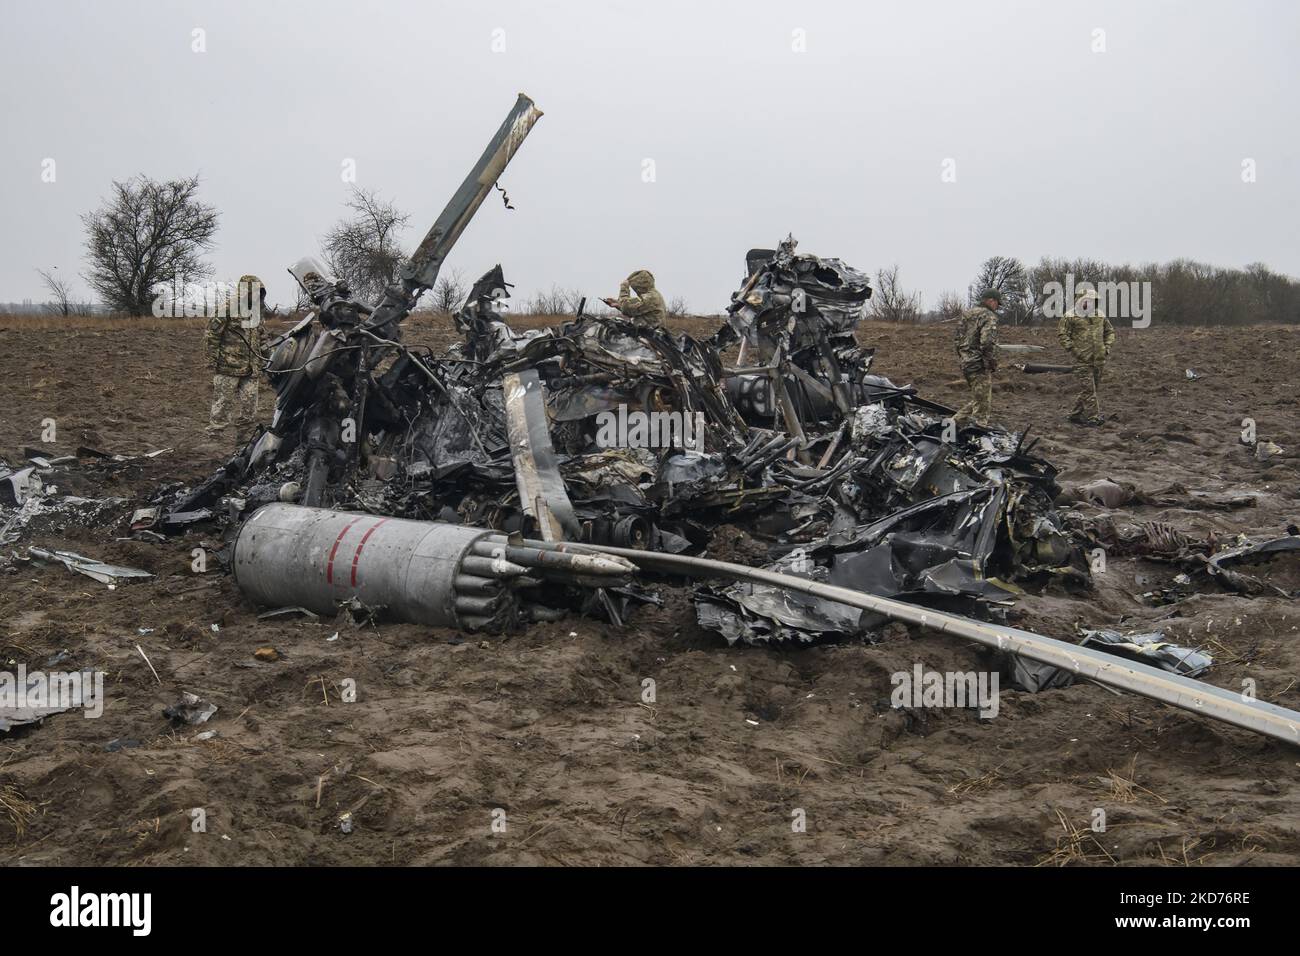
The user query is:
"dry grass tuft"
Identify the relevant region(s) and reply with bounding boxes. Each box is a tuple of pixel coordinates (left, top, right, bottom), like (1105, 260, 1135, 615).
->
(1036, 808, 1117, 867)
(0, 783, 41, 841)
(947, 763, 1006, 796)
(1098, 754, 1168, 805)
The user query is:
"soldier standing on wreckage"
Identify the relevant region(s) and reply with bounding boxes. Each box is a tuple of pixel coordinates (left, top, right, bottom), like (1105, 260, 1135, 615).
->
(603, 269, 667, 327)
(1058, 287, 1116, 426)
(205, 275, 267, 438)
(952, 288, 1002, 425)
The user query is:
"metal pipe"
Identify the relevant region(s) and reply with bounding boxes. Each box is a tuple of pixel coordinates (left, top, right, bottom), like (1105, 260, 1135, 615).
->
(478, 535, 623, 560)
(579, 544, 1300, 746)
(454, 574, 501, 595)
(1021, 363, 1075, 374)
(460, 555, 527, 578)
(455, 594, 503, 616)
(472, 539, 633, 576)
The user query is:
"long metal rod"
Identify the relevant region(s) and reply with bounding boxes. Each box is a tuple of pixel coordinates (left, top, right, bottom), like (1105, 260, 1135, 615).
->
(580, 544, 1300, 746)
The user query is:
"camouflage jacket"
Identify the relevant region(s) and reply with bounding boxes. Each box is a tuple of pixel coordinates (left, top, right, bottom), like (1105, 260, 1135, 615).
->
(615, 270, 667, 326)
(615, 288, 666, 325)
(205, 311, 265, 377)
(955, 305, 999, 372)
(1057, 311, 1115, 365)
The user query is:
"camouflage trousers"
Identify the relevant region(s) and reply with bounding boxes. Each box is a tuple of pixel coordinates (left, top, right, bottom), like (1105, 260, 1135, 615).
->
(953, 367, 993, 424)
(1070, 364, 1103, 420)
(208, 373, 258, 433)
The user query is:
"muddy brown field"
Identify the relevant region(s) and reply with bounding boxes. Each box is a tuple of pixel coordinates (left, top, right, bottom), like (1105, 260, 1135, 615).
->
(1, 314, 1297, 866)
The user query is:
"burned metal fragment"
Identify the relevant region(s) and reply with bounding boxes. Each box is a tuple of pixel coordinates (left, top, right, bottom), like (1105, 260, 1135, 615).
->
(28, 547, 152, 586)
(1205, 534, 1300, 596)
(140, 104, 1089, 654)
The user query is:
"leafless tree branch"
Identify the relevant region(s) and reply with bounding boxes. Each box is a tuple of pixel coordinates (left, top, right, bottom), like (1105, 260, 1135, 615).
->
(321, 187, 411, 304)
(80, 174, 218, 315)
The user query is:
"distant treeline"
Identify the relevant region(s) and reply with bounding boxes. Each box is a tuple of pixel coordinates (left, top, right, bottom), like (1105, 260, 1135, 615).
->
(0, 302, 106, 315)
(13, 257, 1299, 329)
(946, 256, 1300, 326)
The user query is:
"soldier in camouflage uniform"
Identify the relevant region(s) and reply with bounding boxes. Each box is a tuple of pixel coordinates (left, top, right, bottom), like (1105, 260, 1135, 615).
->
(603, 269, 667, 327)
(205, 275, 267, 437)
(952, 289, 1002, 425)
(1057, 288, 1116, 426)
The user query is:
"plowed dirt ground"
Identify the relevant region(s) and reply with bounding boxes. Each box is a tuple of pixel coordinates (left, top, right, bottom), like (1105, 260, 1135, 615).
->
(1, 314, 1297, 866)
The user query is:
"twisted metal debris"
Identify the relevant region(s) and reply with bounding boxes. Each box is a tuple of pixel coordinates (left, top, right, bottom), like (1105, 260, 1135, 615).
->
(34, 91, 1272, 746)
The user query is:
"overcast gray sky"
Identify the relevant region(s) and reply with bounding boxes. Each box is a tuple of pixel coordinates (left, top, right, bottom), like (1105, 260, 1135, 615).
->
(1, 0, 1296, 312)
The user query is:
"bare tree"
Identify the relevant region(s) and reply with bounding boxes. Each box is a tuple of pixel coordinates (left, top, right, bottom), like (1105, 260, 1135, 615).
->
(969, 255, 1031, 325)
(81, 174, 218, 314)
(561, 287, 586, 314)
(935, 289, 964, 321)
(429, 268, 468, 316)
(522, 286, 562, 315)
(870, 264, 922, 323)
(291, 284, 314, 317)
(321, 187, 411, 303)
(37, 268, 76, 317)
(667, 295, 690, 318)
(522, 284, 586, 316)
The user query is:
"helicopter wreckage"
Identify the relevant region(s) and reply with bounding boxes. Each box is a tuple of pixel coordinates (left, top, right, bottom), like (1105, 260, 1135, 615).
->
(6, 93, 1298, 745)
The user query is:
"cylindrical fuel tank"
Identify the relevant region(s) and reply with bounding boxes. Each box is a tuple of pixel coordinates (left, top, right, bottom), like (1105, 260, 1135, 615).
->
(233, 504, 496, 626)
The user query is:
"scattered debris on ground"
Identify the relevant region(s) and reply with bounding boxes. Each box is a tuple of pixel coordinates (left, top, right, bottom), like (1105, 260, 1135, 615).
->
(2, 94, 1297, 750)
(2, 93, 1299, 865)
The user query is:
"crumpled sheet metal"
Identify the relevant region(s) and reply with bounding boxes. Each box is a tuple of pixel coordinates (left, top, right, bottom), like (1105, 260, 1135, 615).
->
(28, 547, 152, 587)
(0, 452, 135, 551)
(1008, 627, 1213, 692)
(1205, 535, 1300, 596)
(163, 692, 218, 726)
(1080, 628, 1213, 678)
(694, 397, 1086, 644)
(163, 245, 1087, 639)
(0, 668, 100, 732)
(1, 466, 41, 506)
(697, 554, 865, 645)
(725, 235, 873, 345)
(697, 484, 1034, 646)
(0, 703, 72, 733)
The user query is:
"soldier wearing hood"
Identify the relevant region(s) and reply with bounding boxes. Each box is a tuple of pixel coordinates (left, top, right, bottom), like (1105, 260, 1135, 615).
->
(205, 275, 267, 437)
(604, 269, 667, 327)
(1057, 288, 1115, 426)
